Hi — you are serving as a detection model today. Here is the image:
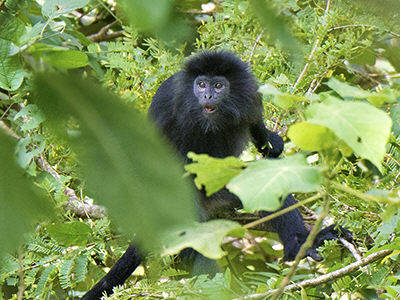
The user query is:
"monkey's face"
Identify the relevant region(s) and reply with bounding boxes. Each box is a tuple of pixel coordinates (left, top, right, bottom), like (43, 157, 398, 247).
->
(193, 75, 230, 117)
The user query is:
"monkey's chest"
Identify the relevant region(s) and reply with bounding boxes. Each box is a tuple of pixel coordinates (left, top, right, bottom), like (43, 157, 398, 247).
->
(179, 128, 250, 158)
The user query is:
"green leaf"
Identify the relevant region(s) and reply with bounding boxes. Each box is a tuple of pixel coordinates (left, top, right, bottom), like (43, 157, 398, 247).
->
(259, 83, 280, 96)
(14, 104, 46, 131)
(119, 0, 172, 31)
(184, 152, 245, 196)
(33, 73, 196, 250)
(326, 77, 372, 99)
(390, 103, 400, 136)
(228, 154, 322, 212)
(306, 97, 392, 171)
(162, 220, 242, 259)
(42, 0, 90, 19)
(0, 133, 51, 255)
(288, 122, 337, 151)
(46, 222, 91, 246)
(273, 93, 308, 109)
(366, 89, 399, 107)
(0, 11, 26, 44)
(249, 0, 302, 60)
(43, 50, 88, 69)
(0, 39, 24, 91)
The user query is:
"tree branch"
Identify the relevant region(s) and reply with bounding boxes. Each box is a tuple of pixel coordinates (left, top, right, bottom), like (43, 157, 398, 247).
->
(235, 249, 392, 299)
(88, 20, 124, 42)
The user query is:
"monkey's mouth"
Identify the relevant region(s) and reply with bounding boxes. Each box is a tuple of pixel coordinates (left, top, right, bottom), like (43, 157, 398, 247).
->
(204, 106, 217, 114)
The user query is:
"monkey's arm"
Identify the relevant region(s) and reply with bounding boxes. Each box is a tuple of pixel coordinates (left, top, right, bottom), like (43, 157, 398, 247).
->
(258, 195, 353, 261)
(250, 118, 284, 158)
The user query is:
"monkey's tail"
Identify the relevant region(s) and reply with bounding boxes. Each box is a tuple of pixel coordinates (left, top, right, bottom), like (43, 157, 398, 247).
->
(81, 245, 141, 300)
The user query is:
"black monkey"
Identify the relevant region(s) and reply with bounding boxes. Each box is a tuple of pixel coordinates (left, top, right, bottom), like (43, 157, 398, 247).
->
(82, 51, 351, 299)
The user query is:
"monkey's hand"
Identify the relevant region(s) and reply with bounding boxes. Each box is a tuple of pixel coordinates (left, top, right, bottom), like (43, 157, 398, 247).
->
(284, 225, 353, 261)
(259, 131, 284, 158)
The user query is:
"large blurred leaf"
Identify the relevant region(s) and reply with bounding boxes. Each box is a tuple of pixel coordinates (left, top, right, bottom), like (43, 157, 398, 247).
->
(0, 39, 24, 91)
(249, 0, 302, 60)
(162, 220, 242, 259)
(119, 0, 192, 45)
(228, 154, 322, 212)
(306, 97, 392, 172)
(184, 152, 245, 196)
(0, 133, 51, 255)
(33, 73, 196, 250)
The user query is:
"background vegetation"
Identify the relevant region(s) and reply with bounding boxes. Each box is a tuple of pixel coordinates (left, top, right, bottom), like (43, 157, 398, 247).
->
(1, 0, 400, 299)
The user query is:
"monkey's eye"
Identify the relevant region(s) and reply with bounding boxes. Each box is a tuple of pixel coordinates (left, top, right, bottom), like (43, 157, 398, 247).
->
(198, 81, 206, 88)
(215, 82, 224, 90)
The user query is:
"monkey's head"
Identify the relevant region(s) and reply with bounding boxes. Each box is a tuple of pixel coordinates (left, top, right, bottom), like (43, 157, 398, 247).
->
(175, 51, 259, 131)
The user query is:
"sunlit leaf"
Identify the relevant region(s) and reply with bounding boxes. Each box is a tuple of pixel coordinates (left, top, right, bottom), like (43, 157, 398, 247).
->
(185, 152, 245, 196)
(228, 154, 322, 211)
(288, 122, 337, 151)
(327, 77, 372, 99)
(306, 97, 392, 171)
(162, 220, 242, 259)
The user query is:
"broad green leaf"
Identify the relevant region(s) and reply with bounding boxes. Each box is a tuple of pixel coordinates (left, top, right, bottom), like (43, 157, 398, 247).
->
(0, 39, 24, 91)
(228, 154, 322, 212)
(327, 77, 372, 99)
(184, 152, 245, 196)
(46, 222, 91, 246)
(42, 0, 90, 19)
(259, 83, 280, 96)
(288, 122, 337, 151)
(306, 97, 392, 171)
(33, 73, 196, 251)
(43, 50, 88, 69)
(273, 93, 308, 109)
(0, 133, 51, 255)
(162, 220, 242, 259)
(366, 89, 398, 107)
(0, 12, 25, 44)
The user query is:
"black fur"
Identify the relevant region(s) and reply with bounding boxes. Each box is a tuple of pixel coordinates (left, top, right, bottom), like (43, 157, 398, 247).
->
(81, 51, 351, 299)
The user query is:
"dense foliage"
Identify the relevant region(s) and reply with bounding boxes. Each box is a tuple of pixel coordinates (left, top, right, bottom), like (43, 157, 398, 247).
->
(1, 0, 400, 299)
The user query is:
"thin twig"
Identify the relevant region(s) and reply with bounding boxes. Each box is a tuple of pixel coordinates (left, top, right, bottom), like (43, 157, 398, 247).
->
(248, 31, 264, 63)
(36, 156, 106, 219)
(293, 0, 331, 90)
(88, 20, 124, 42)
(235, 249, 392, 299)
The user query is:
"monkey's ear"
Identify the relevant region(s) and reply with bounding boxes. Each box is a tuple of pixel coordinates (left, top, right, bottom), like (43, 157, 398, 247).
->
(260, 131, 284, 158)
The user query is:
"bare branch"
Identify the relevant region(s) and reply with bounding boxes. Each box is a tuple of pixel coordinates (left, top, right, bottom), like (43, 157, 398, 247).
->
(88, 20, 124, 42)
(235, 249, 392, 299)
(36, 156, 106, 219)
